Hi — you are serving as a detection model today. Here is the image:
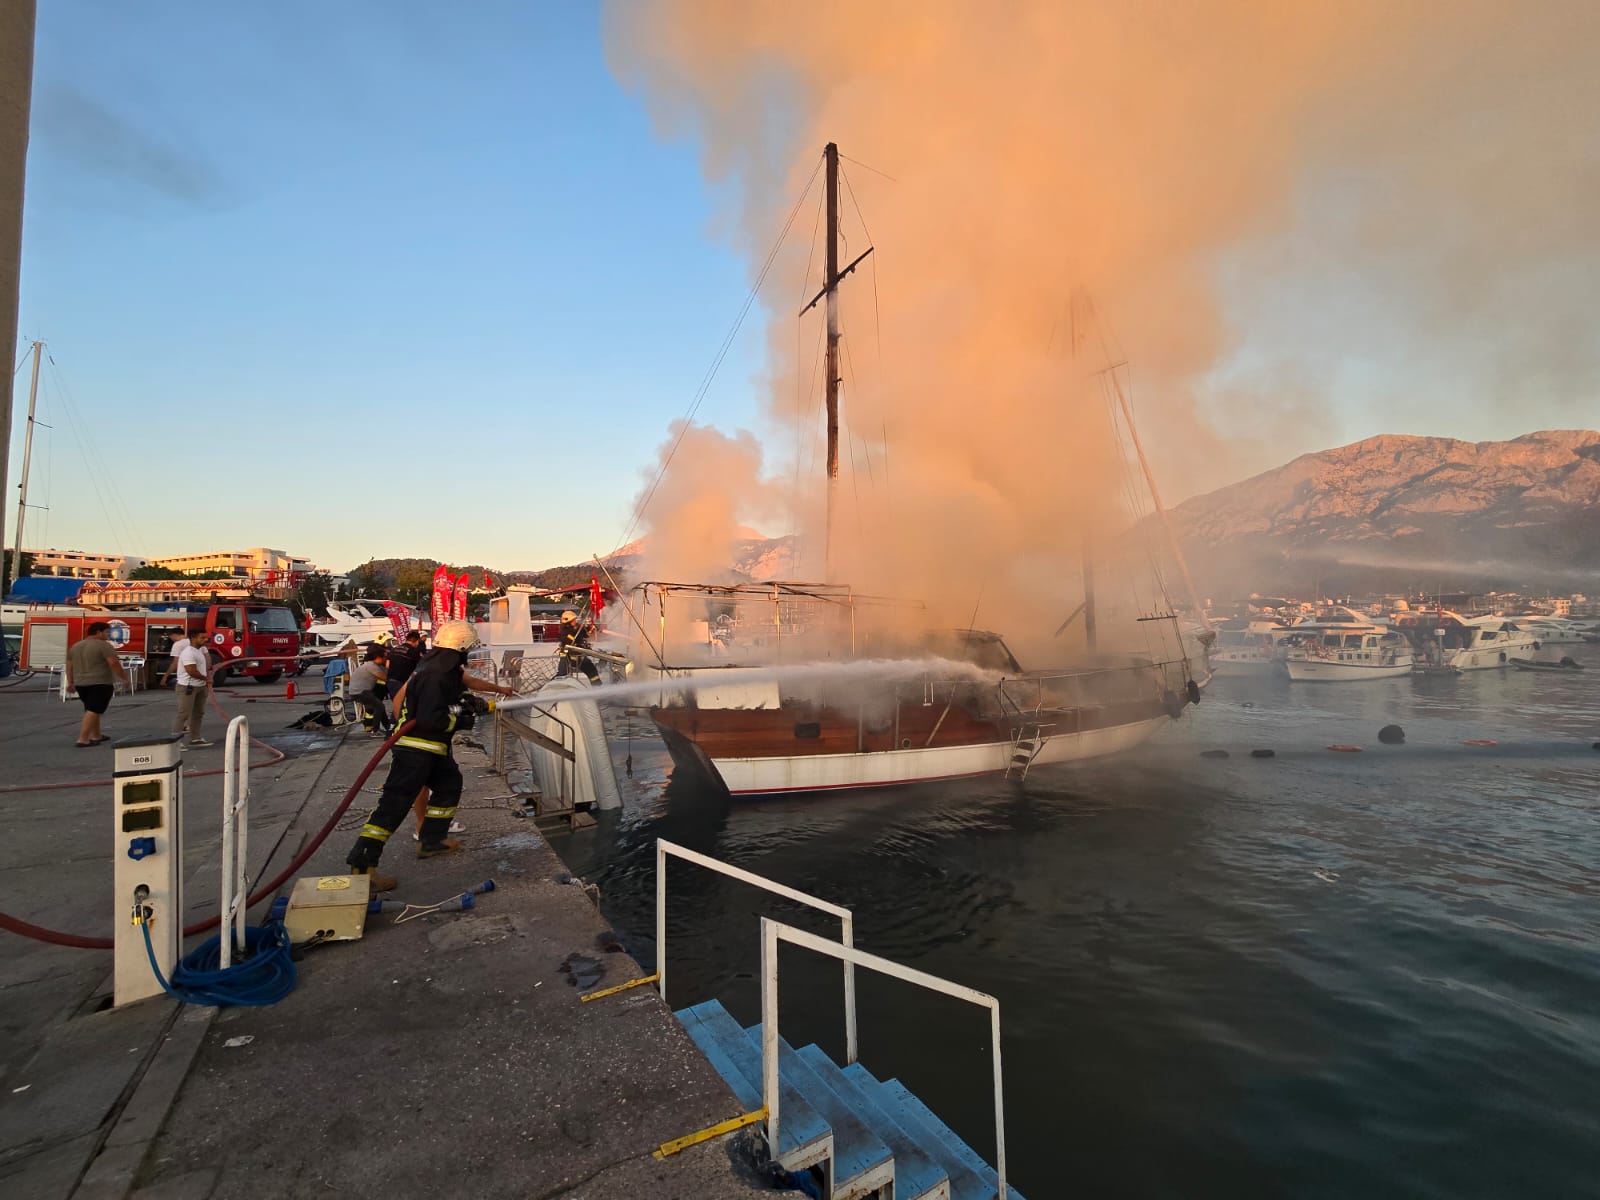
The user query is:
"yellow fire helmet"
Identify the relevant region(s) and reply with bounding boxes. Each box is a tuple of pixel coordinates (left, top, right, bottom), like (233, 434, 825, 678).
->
(432, 620, 481, 652)
(561, 610, 578, 623)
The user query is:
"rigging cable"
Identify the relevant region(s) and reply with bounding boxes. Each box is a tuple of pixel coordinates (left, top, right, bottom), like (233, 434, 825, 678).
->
(613, 154, 825, 556)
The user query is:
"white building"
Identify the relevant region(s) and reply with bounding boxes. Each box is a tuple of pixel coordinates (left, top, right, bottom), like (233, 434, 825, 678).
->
(149, 547, 316, 582)
(25, 548, 149, 580)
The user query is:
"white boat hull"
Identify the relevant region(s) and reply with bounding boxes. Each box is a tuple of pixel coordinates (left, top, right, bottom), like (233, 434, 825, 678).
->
(1286, 657, 1413, 681)
(705, 712, 1172, 795)
(1449, 640, 1536, 670)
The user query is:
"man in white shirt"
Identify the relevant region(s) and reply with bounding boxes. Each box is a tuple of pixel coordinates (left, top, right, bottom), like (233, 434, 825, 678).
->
(159, 629, 192, 689)
(172, 635, 213, 747)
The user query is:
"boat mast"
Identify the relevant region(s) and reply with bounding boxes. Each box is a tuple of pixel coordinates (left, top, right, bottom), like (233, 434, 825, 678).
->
(8, 339, 41, 587)
(1106, 369, 1212, 632)
(823, 142, 840, 580)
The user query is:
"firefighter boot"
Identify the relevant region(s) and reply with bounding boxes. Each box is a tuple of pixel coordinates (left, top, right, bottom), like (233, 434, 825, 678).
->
(351, 864, 398, 893)
(416, 838, 461, 860)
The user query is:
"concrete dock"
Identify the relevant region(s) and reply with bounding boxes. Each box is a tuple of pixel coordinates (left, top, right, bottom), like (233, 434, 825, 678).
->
(0, 675, 768, 1198)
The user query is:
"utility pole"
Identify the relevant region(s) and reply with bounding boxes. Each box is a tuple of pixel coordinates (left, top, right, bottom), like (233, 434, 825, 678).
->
(823, 141, 840, 581)
(9, 338, 39, 585)
(1, 3, 38, 589)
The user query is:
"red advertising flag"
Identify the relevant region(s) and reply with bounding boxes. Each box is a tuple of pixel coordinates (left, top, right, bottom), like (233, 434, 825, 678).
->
(484, 573, 495, 590)
(589, 573, 605, 619)
(453, 572, 470, 621)
(431, 565, 452, 632)
(382, 601, 410, 643)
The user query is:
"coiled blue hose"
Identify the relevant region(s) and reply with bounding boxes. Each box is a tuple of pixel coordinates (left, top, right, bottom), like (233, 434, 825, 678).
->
(141, 919, 297, 1007)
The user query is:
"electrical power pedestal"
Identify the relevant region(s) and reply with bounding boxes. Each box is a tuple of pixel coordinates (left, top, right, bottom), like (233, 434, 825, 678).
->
(113, 736, 184, 1007)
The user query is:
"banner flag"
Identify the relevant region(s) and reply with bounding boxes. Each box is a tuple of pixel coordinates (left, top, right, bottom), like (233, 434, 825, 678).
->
(453, 572, 470, 621)
(431, 565, 452, 632)
(589, 574, 605, 620)
(382, 601, 410, 643)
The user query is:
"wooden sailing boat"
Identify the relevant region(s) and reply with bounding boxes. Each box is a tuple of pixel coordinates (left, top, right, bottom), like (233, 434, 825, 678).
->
(637, 145, 1200, 796)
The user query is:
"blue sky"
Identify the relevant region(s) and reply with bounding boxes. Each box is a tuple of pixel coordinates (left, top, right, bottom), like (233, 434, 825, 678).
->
(10, 0, 767, 574)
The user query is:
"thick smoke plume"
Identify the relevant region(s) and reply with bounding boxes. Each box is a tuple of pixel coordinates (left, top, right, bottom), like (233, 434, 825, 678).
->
(606, 1, 1599, 658)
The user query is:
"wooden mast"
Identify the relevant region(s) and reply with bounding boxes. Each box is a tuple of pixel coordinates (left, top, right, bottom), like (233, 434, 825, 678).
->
(823, 142, 840, 580)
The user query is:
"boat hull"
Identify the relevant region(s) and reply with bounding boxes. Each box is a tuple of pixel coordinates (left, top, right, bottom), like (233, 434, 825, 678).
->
(1285, 658, 1413, 681)
(652, 703, 1173, 796)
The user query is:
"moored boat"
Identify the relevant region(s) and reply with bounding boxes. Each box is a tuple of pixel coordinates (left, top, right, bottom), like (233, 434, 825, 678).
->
(1283, 627, 1414, 681)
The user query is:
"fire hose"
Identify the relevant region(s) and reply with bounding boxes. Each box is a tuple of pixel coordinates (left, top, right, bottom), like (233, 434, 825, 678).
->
(0, 703, 414, 949)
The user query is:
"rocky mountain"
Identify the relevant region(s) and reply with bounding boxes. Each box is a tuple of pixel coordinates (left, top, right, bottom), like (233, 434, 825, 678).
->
(1167, 430, 1600, 595)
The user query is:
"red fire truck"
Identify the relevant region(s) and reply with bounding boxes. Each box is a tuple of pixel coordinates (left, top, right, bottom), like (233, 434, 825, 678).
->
(19, 581, 305, 685)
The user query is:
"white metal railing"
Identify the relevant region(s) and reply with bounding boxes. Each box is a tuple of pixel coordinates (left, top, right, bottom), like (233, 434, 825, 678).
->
(219, 715, 251, 967)
(761, 917, 1008, 1198)
(657, 839, 858, 1064)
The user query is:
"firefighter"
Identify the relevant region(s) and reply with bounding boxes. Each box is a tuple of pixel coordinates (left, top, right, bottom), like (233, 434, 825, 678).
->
(556, 609, 601, 684)
(345, 620, 512, 891)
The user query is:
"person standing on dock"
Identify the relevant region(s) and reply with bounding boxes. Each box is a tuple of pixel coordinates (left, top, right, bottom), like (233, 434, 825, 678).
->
(171, 632, 213, 747)
(65, 622, 131, 747)
(383, 629, 424, 696)
(345, 620, 512, 891)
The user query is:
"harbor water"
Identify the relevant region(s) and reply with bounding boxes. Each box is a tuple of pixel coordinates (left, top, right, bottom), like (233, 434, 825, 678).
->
(557, 668, 1600, 1198)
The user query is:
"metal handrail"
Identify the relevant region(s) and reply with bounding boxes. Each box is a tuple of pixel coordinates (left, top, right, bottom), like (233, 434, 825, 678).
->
(760, 917, 1008, 1198)
(657, 839, 858, 1064)
(219, 715, 250, 967)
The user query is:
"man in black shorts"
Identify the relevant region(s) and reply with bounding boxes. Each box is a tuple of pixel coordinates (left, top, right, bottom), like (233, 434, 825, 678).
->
(65, 622, 131, 747)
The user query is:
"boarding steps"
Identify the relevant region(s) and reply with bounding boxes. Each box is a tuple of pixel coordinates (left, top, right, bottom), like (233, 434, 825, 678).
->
(677, 999, 1024, 1200)
(1004, 726, 1045, 781)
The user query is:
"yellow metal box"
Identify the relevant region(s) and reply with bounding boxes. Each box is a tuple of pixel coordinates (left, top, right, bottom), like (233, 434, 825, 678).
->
(283, 874, 371, 944)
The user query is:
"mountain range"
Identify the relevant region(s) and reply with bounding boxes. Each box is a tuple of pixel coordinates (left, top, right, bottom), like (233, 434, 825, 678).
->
(508, 430, 1600, 599)
(1166, 430, 1600, 595)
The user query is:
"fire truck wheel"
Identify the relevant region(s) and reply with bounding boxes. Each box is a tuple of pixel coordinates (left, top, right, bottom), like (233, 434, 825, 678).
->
(213, 667, 231, 685)
(253, 672, 283, 685)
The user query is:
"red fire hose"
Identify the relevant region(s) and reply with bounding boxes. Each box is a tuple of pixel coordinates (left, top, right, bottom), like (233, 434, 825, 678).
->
(0, 679, 412, 948)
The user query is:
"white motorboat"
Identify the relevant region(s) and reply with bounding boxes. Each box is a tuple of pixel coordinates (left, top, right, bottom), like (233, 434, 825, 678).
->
(1284, 627, 1414, 681)
(1392, 610, 1537, 671)
(1515, 616, 1589, 665)
(305, 599, 418, 648)
(1207, 620, 1288, 676)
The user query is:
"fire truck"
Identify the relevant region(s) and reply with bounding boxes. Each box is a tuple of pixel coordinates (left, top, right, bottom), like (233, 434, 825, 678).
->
(19, 580, 305, 685)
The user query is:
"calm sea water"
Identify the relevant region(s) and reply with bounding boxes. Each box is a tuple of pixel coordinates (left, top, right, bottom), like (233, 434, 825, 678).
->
(557, 667, 1600, 1198)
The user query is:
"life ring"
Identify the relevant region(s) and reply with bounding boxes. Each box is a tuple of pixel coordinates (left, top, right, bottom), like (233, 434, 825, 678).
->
(1462, 738, 1498, 747)
(1326, 744, 1363, 753)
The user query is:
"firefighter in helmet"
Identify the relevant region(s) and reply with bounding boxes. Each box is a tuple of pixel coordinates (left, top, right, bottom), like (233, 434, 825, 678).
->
(556, 609, 601, 684)
(346, 620, 513, 890)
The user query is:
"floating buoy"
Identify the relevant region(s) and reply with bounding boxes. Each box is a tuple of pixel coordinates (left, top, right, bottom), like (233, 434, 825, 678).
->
(1250, 749, 1275, 758)
(1327, 744, 1363, 753)
(1200, 749, 1230, 759)
(1378, 724, 1405, 745)
(1462, 738, 1498, 747)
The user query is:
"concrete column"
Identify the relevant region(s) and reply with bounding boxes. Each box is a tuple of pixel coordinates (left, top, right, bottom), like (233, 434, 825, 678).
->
(0, 2, 36, 580)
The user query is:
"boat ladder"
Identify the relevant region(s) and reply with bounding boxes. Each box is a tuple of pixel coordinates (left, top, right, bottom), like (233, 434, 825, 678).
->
(1005, 726, 1044, 781)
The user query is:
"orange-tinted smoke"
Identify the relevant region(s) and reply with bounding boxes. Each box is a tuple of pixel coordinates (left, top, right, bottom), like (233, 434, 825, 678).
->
(606, 1, 1599, 649)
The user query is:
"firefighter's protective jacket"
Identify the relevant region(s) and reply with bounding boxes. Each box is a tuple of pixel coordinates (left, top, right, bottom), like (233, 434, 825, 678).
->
(394, 649, 467, 756)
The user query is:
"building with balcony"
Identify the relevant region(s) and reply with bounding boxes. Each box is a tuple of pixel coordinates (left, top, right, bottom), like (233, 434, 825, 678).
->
(25, 548, 149, 580)
(148, 547, 316, 582)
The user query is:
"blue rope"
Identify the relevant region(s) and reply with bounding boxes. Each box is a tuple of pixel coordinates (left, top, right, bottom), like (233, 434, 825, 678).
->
(141, 919, 297, 1007)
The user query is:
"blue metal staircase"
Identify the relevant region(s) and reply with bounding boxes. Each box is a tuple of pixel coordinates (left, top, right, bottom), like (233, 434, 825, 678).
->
(677, 998, 1024, 1200)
